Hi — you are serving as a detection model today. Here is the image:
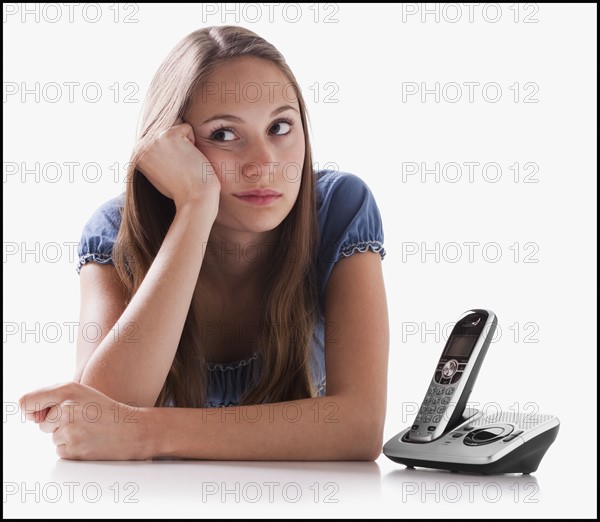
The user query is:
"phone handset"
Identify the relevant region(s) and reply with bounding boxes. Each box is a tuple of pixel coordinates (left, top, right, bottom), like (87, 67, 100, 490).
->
(407, 309, 498, 443)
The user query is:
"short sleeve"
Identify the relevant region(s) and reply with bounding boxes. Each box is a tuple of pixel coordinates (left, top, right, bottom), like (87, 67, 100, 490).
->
(76, 194, 125, 274)
(315, 170, 386, 306)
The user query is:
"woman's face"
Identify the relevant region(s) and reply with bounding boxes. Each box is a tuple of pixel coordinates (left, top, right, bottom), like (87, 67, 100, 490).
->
(186, 56, 305, 235)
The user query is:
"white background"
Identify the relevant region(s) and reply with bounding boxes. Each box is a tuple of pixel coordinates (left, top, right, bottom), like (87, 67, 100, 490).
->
(3, 2, 597, 518)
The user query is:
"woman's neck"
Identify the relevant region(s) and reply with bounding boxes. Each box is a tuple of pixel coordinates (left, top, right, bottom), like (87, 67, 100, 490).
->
(200, 223, 281, 289)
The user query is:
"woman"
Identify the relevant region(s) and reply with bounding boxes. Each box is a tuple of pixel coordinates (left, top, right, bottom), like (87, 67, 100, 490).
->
(19, 25, 389, 461)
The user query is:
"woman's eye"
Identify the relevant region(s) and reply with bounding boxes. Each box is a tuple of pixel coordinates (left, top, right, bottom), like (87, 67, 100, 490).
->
(209, 119, 293, 141)
(210, 128, 236, 142)
(270, 121, 292, 135)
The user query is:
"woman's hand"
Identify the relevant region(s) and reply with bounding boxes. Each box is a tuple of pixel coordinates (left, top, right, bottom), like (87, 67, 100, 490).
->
(135, 122, 221, 215)
(19, 382, 153, 461)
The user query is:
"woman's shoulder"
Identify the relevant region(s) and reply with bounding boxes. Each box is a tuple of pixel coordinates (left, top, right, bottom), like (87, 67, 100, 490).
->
(313, 168, 384, 240)
(314, 169, 372, 203)
(313, 169, 386, 304)
(95, 192, 125, 218)
(314, 169, 383, 226)
(82, 192, 125, 231)
(79, 192, 125, 240)
(76, 193, 125, 273)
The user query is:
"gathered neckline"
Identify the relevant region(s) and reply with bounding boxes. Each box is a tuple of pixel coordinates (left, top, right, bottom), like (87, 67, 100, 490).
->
(205, 351, 260, 372)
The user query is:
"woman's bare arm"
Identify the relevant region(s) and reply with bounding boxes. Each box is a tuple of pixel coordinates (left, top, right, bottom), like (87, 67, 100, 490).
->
(136, 250, 390, 460)
(78, 203, 215, 407)
(74, 263, 128, 382)
(77, 123, 220, 407)
(21, 250, 388, 460)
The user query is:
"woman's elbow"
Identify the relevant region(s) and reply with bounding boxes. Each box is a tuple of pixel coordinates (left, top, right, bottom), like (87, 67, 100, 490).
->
(344, 413, 385, 461)
(361, 426, 385, 461)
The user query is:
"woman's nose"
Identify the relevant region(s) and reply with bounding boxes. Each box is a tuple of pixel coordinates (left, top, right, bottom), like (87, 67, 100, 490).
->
(242, 141, 277, 182)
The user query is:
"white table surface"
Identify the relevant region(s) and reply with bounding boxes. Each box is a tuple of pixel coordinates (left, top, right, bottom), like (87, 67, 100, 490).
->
(3, 415, 591, 518)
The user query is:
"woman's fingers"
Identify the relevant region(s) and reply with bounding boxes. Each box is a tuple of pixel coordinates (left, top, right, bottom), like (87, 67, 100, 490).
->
(39, 399, 85, 434)
(56, 444, 69, 459)
(33, 407, 51, 423)
(182, 121, 196, 146)
(20, 382, 86, 433)
(133, 122, 221, 210)
(19, 382, 136, 460)
(52, 426, 65, 446)
(39, 404, 64, 433)
(19, 381, 82, 421)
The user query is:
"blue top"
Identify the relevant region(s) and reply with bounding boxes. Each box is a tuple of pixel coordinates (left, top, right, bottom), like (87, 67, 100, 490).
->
(76, 169, 386, 407)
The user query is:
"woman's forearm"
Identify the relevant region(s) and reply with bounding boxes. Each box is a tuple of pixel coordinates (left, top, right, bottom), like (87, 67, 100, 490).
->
(137, 395, 385, 461)
(80, 203, 214, 407)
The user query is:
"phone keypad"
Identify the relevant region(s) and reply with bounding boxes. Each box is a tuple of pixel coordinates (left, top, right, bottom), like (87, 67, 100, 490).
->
(411, 384, 457, 434)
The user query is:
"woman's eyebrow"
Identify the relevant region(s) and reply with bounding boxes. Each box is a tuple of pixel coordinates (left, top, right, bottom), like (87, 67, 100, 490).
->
(200, 104, 298, 126)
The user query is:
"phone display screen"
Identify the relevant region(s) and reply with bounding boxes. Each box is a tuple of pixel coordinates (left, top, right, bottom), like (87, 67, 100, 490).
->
(443, 334, 478, 358)
(443, 313, 488, 359)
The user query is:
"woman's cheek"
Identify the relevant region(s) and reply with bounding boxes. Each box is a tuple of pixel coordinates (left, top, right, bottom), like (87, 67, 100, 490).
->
(283, 135, 305, 170)
(203, 149, 236, 186)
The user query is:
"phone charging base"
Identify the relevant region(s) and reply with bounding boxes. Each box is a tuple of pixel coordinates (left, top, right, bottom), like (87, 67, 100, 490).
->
(383, 410, 560, 475)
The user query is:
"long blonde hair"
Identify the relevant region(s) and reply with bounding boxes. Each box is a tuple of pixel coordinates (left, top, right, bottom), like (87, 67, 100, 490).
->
(112, 26, 319, 407)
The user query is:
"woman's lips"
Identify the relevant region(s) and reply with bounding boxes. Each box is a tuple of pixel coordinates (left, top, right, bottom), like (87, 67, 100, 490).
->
(233, 194, 282, 206)
(233, 189, 282, 206)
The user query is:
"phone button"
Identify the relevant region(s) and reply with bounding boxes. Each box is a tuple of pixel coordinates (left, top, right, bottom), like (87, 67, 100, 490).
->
(411, 425, 419, 431)
(427, 426, 437, 432)
(450, 372, 463, 384)
(434, 371, 442, 383)
(458, 363, 466, 371)
(442, 360, 459, 378)
(445, 387, 455, 395)
(473, 427, 504, 440)
(440, 377, 451, 385)
(503, 430, 524, 441)
(464, 425, 513, 446)
(452, 433, 464, 438)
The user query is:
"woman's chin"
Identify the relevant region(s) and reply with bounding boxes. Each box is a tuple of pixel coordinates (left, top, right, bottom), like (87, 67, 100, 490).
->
(213, 216, 285, 236)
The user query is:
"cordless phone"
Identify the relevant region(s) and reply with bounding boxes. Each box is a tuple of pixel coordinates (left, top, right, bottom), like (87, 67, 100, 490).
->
(384, 308, 559, 474)
(407, 309, 497, 442)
